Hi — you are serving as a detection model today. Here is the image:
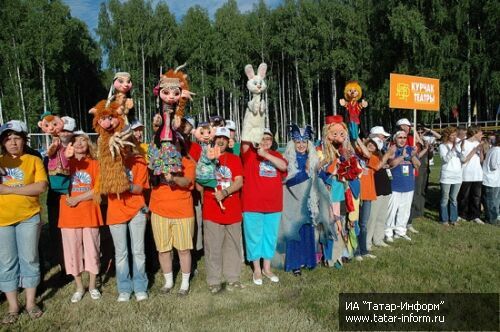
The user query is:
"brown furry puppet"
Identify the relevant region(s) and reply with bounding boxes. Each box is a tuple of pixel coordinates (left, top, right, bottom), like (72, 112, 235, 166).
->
(90, 100, 134, 196)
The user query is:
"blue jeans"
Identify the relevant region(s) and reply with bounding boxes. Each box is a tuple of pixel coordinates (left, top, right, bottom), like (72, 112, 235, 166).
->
(109, 211, 148, 294)
(355, 200, 371, 256)
(243, 212, 281, 261)
(483, 186, 500, 224)
(440, 183, 461, 223)
(0, 214, 41, 292)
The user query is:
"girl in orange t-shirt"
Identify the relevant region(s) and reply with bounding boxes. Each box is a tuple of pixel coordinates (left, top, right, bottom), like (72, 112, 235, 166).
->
(58, 132, 103, 303)
(106, 147, 149, 302)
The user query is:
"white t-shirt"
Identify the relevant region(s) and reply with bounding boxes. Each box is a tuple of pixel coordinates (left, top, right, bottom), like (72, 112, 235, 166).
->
(482, 146, 500, 187)
(461, 140, 483, 182)
(439, 143, 462, 184)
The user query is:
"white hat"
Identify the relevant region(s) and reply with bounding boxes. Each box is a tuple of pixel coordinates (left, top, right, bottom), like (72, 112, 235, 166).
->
(263, 128, 273, 136)
(130, 120, 144, 130)
(369, 126, 390, 137)
(214, 126, 230, 139)
(0, 120, 28, 135)
(369, 137, 384, 151)
(225, 120, 236, 131)
(396, 118, 412, 127)
(61, 116, 76, 132)
(183, 116, 195, 128)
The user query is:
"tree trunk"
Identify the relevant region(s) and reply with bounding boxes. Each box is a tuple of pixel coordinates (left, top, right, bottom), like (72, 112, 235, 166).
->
(332, 71, 337, 115)
(201, 66, 207, 118)
(141, 43, 146, 124)
(216, 89, 220, 115)
(308, 86, 313, 128)
(41, 60, 47, 114)
(294, 60, 305, 126)
(16, 65, 27, 126)
(273, 98, 279, 142)
(317, 75, 321, 140)
(223, 86, 226, 119)
(0, 97, 3, 125)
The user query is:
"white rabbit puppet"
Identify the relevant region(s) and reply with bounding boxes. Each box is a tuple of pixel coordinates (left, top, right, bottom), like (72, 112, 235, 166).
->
(241, 62, 268, 145)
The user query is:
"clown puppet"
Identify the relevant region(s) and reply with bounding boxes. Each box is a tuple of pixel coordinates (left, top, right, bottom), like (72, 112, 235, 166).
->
(339, 81, 368, 141)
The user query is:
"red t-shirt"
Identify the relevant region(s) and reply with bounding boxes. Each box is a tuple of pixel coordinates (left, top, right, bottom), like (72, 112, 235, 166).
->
(107, 155, 149, 225)
(202, 152, 243, 224)
(241, 147, 286, 213)
(347, 101, 362, 124)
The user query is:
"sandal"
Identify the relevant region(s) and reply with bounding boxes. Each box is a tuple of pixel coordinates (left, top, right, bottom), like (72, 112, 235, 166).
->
(1, 312, 19, 325)
(26, 305, 43, 320)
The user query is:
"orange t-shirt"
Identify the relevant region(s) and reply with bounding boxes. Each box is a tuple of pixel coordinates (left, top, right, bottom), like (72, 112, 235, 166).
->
(149, 157, 195, 219)
(106, 155, 149, 225)
(360, 154, 379, 201)
(58, 157, 103, 228)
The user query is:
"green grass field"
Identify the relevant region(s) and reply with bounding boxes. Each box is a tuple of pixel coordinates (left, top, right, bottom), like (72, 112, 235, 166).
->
(1, 158, 499, 331)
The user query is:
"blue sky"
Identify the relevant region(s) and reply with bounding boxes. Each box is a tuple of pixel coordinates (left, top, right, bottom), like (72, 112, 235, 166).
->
(63, 0, 282, 37)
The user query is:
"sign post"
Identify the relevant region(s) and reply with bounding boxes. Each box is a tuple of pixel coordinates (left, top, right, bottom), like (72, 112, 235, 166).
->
(389, 73, 440, 146)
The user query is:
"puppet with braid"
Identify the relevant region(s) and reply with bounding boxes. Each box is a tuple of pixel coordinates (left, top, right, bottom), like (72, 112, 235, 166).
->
(148, 64, 195, 183)
(317, 115, 362, 268)
(105, 72, 134, 125)
(90, 100, 134, 197)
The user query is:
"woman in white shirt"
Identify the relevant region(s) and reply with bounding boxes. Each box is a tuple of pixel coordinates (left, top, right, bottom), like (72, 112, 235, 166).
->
(457, 126, 484, 224)
(439, 127, 462, 225)
(482, 134, 500, 225)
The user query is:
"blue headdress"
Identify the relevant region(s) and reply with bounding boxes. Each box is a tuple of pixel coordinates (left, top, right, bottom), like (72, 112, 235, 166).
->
(288, 124, 314, 141)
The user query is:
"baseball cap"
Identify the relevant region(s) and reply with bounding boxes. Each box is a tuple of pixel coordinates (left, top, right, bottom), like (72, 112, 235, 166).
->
(214, 126, 230, 139)
(369, 126, 390, 137)
(225, 120, 236, 131)
(130, 120, 144, 130)
(0, 120, 28, 135)
(61, 116, 76, 132)
(396, 118, 412, 127)
(183, 116, 196, 128)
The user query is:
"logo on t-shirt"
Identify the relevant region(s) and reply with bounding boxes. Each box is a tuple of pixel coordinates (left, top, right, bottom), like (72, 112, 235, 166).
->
(72, 171, 92, 192)
(216, 165, 232, 189)
(259, 160, 277, 178)
(126, 168, 134, 182)
(2, 168, 24, 187)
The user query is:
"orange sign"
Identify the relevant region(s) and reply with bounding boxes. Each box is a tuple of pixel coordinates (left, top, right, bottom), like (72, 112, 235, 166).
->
(389, 73, 440, 111)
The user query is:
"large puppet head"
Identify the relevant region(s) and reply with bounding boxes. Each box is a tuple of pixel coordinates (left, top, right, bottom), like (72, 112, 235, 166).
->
(38, 112, 64, 136)
(113, 72, 132, 94)
(322, 115, 350, 164)
(90, 100, 125, 136)
(343, 81, 363, 102)
(158, 76, 182, 106)
(245, 63, 267, 95)
(194, 122, 215, 145)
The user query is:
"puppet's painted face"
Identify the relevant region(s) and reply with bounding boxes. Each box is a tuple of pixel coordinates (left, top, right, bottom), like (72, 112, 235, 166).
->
(98, 114, 120, 132)
(38, 115, 64, 135)
(160, 87, 181, 106)
(113, 76, 132, 94)
(196, 127, 212, 144)
(347, 88, 359, 100)
(326, 123, 347, 144)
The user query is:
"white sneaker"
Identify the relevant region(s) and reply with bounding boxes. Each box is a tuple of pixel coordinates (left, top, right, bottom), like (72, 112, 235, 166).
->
(407, 225, 419, 234)
(379, 242, 390, 247)
(135, 292, 148, 302)
(363, 254, 377, 259)
(457, 217, 466, 222)
(117, 292, 131, 302)
(354, 256, 363, 262)
(398, 234, 411, 241)
(385, 236, 394, 243)
(473, 218, 485, 225)
(71, 290, 84, 303)
(89, 288, 101, 300)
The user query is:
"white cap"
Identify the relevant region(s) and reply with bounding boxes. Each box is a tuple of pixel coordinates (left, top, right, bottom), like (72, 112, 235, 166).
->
(0, 120, 28, 135)
(369, 137, 384, 151)
(225, 120, 236, 131)
(214, 126, 230, 139)
(396, 118, 412, 127)
(61, 116, 76, 132)
(263, 128, 273, 136)
(369, 126, 390, 137)
(130, 120, 144, 130)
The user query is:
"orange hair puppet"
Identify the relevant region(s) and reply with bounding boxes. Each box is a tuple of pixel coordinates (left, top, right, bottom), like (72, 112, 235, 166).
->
(339, 81, 368, 140)
(90, 100, 134, 196)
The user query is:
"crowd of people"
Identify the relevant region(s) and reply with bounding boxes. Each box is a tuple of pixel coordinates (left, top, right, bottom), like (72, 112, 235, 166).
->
(0, 112, 498, 325)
